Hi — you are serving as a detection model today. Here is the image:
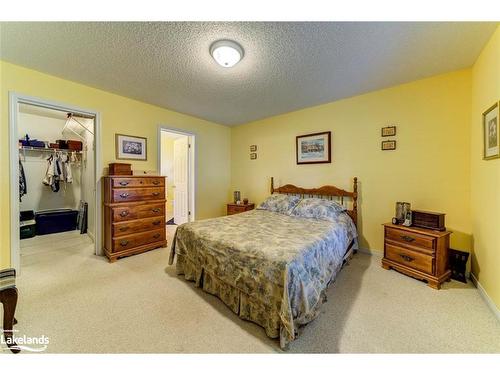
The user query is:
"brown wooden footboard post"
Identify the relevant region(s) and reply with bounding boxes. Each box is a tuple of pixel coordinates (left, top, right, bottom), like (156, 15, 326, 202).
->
(271, 177, 274, 195)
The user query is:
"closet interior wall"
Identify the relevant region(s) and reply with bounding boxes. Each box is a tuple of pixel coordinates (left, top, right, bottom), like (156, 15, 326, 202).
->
(18, 104, 95, 241)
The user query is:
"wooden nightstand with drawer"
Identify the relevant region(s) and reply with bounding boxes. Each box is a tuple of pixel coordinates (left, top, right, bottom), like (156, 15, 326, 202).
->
(227, 203, 255, 215)
(382, 223, 452, 289)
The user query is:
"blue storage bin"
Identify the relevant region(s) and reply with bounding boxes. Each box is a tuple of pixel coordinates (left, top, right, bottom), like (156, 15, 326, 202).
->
(35, 209, 78, 235)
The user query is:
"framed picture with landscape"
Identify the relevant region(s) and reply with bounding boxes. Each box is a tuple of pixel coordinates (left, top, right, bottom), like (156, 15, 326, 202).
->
(483, 102, 499, 160)
(115, 133, 147, 161)
(296, 131, 331, 164)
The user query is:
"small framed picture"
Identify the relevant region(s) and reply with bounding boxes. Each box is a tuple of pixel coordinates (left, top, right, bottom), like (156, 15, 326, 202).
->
(116, 134, 147, 161)
(250, 145, 257, 152)
(381, 126, 396, 137)
(381, 140, 396, 151)
(296, 131, 331, 164)
(483, 102, 499, 160)
(250, 153, 257, 160)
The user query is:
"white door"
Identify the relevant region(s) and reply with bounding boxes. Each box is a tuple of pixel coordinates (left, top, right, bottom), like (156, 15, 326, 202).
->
(173, 137, 189, 225)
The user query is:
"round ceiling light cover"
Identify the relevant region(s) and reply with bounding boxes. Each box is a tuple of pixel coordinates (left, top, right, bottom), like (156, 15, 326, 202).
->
(210, 40, 244, 68)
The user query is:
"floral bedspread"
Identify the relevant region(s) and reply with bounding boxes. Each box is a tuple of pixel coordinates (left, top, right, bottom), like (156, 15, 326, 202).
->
(168, 209, 357, 348)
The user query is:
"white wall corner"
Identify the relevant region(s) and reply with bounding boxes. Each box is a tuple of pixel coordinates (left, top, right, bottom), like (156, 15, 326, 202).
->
(470, 273, 500, 323)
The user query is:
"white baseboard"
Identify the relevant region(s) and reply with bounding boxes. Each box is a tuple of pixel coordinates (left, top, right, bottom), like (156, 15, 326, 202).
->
(470, 273, 500, 323)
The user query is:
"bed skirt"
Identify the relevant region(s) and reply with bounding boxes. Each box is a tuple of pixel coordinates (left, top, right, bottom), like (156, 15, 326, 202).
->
(176, 253, 284, 342)
(173, 250, 352, 349)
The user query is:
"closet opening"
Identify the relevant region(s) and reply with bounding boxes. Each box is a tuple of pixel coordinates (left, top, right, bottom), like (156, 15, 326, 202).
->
(158, 126, 196, 228)
(9, 94, 101, 272)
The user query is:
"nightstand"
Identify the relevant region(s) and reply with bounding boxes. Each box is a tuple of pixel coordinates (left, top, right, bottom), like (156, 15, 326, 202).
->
(227, 203, 255, 215)
(382, 223, 452, 289)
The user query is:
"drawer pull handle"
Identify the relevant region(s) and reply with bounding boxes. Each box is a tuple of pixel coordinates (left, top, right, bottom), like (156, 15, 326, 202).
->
(119, 227, 129, 232)
(120, 211, 129, 217)
(120, 240, 129, 247)
(152, 208, 161, 213)
(153, 181, 160, 185)
(152, 192, 160, 197)
(120, 192, 130, 198)
(152, 220, 161, 225)
(153, 233, 161, 239)
(401, 235, 415, 243)
(399, 254, 414, 262)
(119, 181, 129, 186)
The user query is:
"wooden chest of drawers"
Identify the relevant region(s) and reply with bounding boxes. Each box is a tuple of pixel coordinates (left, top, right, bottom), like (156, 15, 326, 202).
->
(227, 203, 255, 215)
(382, 223, 451, 289)
(104, 176, 167, 262)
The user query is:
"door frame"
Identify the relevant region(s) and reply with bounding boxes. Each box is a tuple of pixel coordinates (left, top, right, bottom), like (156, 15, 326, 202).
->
(9, 92, 103, 271)
(157, 125, 196, 222)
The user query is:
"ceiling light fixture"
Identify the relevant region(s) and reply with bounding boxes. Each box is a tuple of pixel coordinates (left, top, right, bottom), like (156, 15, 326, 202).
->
(210, 40, 244, 68)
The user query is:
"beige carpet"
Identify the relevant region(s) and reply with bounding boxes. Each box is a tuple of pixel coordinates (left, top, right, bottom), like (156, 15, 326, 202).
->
(3, 227, 500, 353)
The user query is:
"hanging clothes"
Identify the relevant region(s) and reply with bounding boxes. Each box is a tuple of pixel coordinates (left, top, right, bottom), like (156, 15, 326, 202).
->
(60, 153, 73, 183)
(19, 159, 27, 202)
(43, 152, 73, 193)
(43, 154, 61, 192)
(70, 151, 78, 165)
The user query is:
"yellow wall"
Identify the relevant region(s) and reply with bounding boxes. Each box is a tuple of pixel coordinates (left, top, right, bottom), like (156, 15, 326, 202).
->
(231, 70, 472, 255)
(0, 61, 231, 268)
(470, 26, 500, 310)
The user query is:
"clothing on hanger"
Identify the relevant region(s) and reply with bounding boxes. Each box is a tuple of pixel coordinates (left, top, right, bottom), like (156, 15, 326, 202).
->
(59, 152, 73, 184)
(43, 152, 73, 193)
(70, 151, 78, 165)
(43, 154, 61, 192)
(19, 159, 27, 202)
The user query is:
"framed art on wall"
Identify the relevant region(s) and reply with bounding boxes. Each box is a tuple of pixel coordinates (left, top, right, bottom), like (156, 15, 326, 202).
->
(381, 126, 396, 137)
(296, 131, 331, 164)
(483, 102, 499, 160)
(381, 140, 396, 150)
(115, 134, 147, 161)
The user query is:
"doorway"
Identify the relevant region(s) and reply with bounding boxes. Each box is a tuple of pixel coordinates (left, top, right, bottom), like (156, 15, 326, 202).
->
(9, 93, 101, 271)
(158, 127, 195, 225)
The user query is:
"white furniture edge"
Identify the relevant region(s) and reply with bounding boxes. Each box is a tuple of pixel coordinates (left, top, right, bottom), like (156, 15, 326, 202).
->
(470, 273, 500, 323)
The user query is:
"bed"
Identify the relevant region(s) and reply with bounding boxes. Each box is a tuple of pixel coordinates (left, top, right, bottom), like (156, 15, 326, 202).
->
(168, 177, 358, 348)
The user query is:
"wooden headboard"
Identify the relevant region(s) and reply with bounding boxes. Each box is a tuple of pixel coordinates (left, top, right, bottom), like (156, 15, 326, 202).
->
(270, 177, 358, 225)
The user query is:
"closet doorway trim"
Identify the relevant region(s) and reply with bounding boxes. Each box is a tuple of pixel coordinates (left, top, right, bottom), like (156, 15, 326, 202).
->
(9, 92, 103, 271)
